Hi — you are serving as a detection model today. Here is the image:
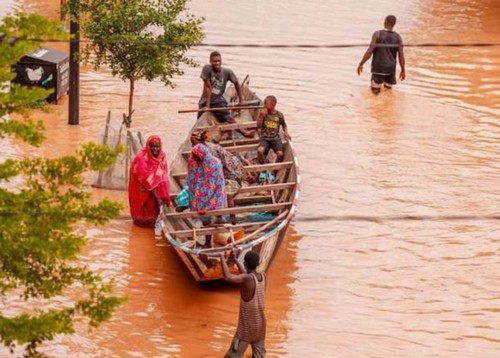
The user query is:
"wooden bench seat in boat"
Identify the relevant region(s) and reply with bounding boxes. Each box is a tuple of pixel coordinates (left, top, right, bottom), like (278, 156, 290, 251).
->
(171, 161, 294, 181)
(162, 202, 292, 220)
(166, 221, 274, 239)
(197, 121, 258, 132)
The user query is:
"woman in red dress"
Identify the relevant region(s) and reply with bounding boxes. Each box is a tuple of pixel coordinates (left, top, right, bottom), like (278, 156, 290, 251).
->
(128, 135, 171, 227)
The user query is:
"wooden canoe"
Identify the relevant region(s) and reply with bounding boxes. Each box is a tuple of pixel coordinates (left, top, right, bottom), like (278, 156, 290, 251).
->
(158, 81, 300, 282)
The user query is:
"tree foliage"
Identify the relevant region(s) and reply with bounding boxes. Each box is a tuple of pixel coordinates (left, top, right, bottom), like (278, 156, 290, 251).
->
(0, 14, 124, 357)
(65, 0, 205, 123)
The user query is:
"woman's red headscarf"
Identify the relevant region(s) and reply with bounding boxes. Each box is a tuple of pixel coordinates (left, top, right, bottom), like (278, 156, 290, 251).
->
(128, 135, 170, 227)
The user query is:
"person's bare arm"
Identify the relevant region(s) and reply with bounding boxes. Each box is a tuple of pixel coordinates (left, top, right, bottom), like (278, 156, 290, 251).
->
(220, 253, 247, 283)
(203, 78, 212, 108)
(398, 41, 406, 80)
(281, 116, 291, 140)
(256, 109, 266, 129)
(231, 248, 247, 273)
(234, 81, 244, 104)
(357, 31, 378, 75)
(151, 188, 164, 207)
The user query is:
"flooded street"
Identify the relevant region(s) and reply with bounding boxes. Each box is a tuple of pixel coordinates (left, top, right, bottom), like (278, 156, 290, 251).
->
(1, 0, 499, 357)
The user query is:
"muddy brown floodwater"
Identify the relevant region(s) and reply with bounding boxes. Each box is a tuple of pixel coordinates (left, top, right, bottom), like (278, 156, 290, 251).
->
(1, 0, 499, 357)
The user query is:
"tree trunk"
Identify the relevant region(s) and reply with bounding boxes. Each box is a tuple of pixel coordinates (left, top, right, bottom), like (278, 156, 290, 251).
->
(127, 78, 135, 128)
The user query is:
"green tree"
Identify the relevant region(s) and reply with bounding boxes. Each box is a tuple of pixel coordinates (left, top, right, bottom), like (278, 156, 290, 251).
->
(65, 0, 204, 126)
(0, 13, 124, 357)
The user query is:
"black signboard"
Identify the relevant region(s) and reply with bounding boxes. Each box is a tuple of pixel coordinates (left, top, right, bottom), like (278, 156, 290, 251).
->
(12, 47, 70, 103)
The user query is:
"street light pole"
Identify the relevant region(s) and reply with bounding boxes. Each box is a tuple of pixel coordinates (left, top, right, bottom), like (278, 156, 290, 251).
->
(68, 6, 79, 125)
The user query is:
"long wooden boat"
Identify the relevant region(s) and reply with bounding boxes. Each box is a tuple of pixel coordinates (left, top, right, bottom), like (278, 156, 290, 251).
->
(159, 81, 300, 281)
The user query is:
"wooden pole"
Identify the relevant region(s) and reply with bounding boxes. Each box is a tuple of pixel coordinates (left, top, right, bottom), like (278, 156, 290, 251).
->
(68, 4, 80, 125)
(95, 111, 111, 187)
(178, 103, 262, 114)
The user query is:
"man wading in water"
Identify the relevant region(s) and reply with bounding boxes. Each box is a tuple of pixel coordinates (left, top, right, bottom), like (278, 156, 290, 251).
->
(357, 15, 406, 94)
(220, 250, 266, 358)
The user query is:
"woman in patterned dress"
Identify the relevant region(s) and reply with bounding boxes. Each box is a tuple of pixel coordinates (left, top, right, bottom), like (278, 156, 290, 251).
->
(190, 130, 243, 224)
(187, 143, 227, 247)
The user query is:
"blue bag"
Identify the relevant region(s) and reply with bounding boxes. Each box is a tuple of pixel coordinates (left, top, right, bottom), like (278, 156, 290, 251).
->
(176, 186, 189, 207)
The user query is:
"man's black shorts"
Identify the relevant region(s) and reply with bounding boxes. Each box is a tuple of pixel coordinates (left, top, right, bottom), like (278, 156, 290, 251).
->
(371, 73, 397, 88)
(259, 138, 283, 154)
(198, 98, 234, 122)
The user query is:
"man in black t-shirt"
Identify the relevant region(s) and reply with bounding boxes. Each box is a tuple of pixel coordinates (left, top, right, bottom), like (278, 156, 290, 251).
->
(357, 15, 406, 94)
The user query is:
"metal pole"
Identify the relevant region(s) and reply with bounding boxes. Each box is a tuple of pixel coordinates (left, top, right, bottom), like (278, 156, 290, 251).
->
(68, 15, 79, 125)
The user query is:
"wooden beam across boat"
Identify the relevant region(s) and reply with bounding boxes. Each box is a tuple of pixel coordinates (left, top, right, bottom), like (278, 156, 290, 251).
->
(163, 202, 291, 219)
(172, 161, 294, 180)
(237, 182, 296, 194)
(169, 193, 272, 205)
(167, 220, 274, 238)
(197, 121, 257, 132)
(242, 161, 294, 172)
(182, 143, 259, 159)
(219, 138, 260, 147)
(178, 100, 262, 114)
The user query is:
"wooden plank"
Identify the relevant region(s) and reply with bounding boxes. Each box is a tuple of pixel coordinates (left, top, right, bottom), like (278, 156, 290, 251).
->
(174, 248, 203, 280)
(233, 195, 273, 205)
(209, 140, 287, 157)
(182, 143, 259, 159)
(169, 183, 295, 199)
(169, 193, 272, 205)
(94, 111, 111, 187)
(222, 143, 260, 153)
(197, 121, 257, 132)
(171, 161, 294, 180)
(168, 221, 271, 238)
(178, 105, 262, 114)
(242, 161, 293, 172)
(163, 202, 291, 220)
(237, 182, 296, 194)
(219, 138, 260, 147)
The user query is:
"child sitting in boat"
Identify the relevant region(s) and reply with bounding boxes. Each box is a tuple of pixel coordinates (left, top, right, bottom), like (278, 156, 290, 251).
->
(256, 95, 291, 181)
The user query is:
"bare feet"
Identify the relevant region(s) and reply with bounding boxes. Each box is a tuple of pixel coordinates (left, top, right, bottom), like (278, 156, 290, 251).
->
(242, 129, 256, 138)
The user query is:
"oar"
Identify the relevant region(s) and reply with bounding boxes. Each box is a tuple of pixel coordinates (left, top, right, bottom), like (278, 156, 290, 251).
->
(178, 103, 262, 114)
(230, 74, 249, 103)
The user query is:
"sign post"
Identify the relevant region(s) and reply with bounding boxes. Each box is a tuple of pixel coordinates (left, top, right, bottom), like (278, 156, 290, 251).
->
(68, 10, 79, 125)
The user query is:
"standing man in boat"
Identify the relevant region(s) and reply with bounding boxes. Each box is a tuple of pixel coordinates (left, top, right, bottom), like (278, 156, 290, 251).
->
(220, 250, 266, 358)
(199, 51, 255, 138)
(357, 15, 406, 95)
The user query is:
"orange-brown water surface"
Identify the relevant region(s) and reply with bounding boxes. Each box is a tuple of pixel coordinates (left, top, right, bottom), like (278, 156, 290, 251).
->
(1, 0, 499, 357)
